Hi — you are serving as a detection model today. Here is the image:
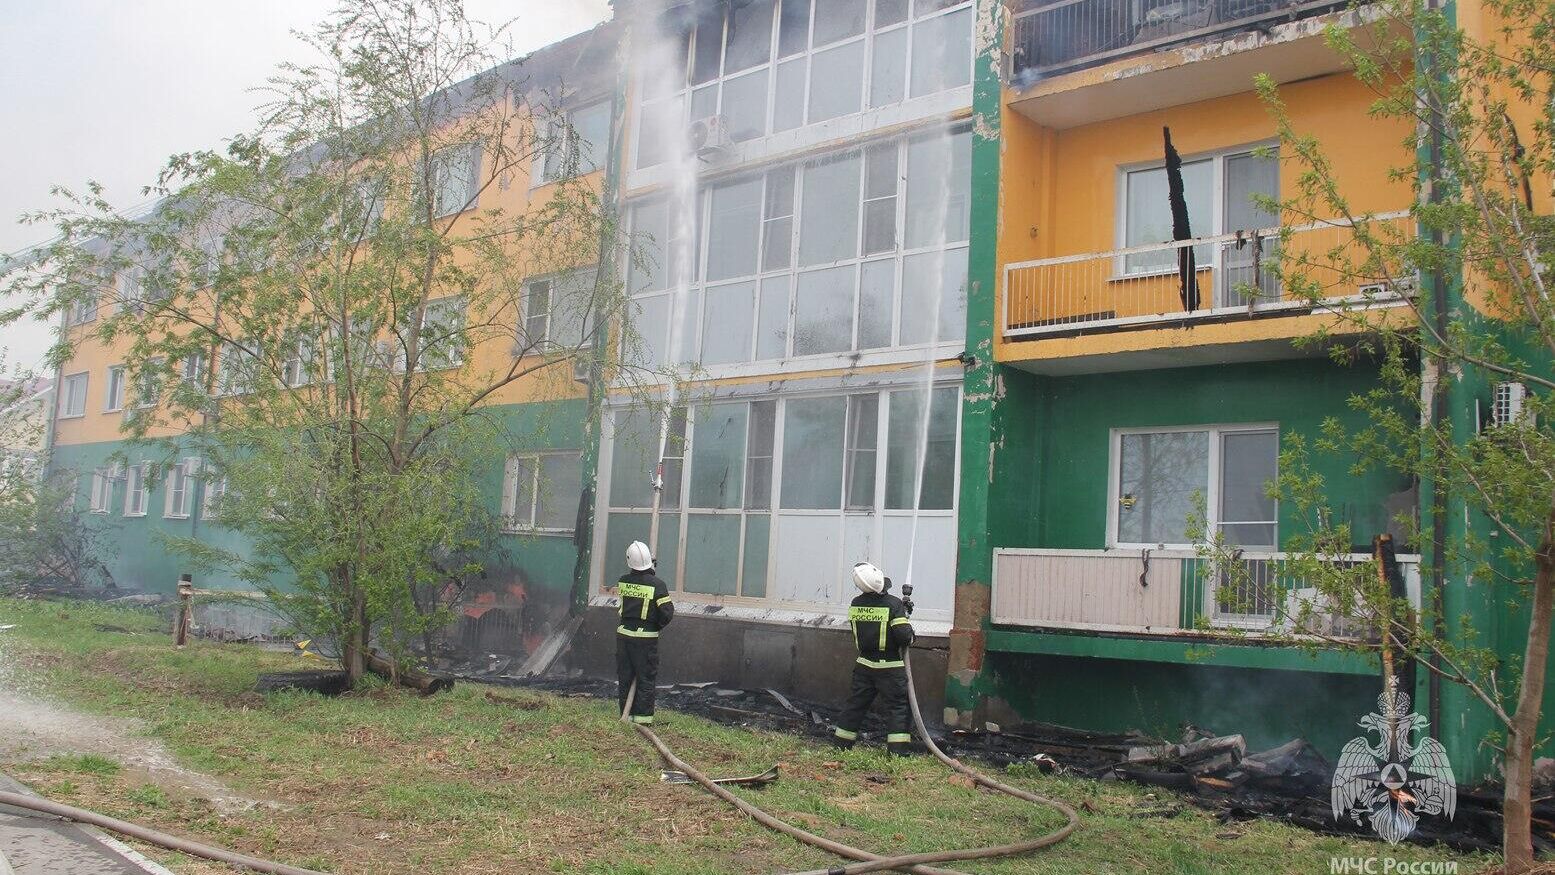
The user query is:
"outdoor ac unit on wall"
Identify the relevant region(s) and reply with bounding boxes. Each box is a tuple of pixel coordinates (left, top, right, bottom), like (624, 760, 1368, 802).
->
(688, 115, 733, 158)
(1493, 381, 1529, 426)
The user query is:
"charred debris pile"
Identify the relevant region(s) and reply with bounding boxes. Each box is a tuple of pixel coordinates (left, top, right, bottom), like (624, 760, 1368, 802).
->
(487, 671, 1546, 854)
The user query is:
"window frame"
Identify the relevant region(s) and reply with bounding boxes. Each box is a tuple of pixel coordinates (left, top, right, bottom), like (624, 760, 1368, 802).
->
(1106, 422, 1279, 550)
(201, 474, 228, 520)
(104, 366, 126, 413)
(164, 458, 198, 520)
(417, 296, 467, 370)
(429, 143, 482, 219)
(502, 450, 584, 535)
(631, 0, 973, 169)
(599, 384, 961, 600)
(1113, 141, 1280, 279)
(536, 101, 611, 185)
(58, 372, 89, 419)
(623, 125, 971, 371)
(123, 461, 150, 517)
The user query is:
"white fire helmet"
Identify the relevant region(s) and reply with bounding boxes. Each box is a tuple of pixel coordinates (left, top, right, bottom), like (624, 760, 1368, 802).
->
(852, 562, 886, 594)
(626, 541, 654, 572)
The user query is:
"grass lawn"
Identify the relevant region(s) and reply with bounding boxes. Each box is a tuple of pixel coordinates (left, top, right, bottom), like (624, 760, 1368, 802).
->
(0, 597, 1494, 875)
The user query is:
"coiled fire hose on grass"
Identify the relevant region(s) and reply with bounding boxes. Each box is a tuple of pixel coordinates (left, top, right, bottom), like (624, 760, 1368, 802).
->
(624, 650, 1079, 875)
(0, 789, 328, 875)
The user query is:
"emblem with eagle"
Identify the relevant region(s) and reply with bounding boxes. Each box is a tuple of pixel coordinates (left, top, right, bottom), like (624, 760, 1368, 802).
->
(1331, 676, 1457, 844)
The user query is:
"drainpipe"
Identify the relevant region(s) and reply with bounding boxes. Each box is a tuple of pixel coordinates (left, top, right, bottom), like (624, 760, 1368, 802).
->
(1421, 0, 1448, 736)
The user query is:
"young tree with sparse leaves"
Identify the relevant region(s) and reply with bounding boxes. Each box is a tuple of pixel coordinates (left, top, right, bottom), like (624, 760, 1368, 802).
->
(1194, 0, 1555, 866)
(2, 0, 662, 685)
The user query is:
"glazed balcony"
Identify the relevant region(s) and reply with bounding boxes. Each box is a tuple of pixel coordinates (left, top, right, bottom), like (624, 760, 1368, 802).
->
(1009, 0, 1353, 80)
(990, 547, 1421, 638)
(1001, 213, 1412, 342)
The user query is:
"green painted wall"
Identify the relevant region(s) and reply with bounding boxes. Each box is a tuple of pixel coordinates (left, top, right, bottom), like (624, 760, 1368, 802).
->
(49, 398, 590, 606)
(984, 651, 1381, 757)
(1027, 357, 1409, 552)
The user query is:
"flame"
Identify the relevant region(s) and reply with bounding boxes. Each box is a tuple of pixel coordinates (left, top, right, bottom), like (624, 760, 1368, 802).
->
(1389, 788, 1417, 808)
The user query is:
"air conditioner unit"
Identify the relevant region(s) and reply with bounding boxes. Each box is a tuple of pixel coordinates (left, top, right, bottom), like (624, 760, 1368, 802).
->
(1356, 277, 1416, 298)
(688, 115, 734, 157)
(1493, 381, 1529, 426)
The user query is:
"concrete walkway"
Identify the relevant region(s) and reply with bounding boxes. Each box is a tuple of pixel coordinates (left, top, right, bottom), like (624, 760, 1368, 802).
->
(0, 776, 172, 875)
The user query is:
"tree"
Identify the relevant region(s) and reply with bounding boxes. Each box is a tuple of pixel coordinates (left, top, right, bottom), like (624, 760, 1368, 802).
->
(1222, 0, 1555, 866)
(3, 0, 660, 684)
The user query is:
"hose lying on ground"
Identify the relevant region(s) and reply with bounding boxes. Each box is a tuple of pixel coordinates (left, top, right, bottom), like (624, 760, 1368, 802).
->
(0, 790, 328, 875)
(625, 649, 1080, 875)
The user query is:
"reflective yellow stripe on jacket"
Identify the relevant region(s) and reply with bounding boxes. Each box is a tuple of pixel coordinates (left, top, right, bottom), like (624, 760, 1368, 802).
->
(619, 581, 656, 621)
(849, 605, 891, 651)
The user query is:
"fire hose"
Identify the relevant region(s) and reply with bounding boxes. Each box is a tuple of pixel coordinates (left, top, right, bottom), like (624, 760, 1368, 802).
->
(0, 789, 328, 875)
(624, 650, 1079, 875)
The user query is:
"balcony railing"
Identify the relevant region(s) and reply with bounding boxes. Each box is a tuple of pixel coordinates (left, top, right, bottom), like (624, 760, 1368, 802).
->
(1002, 213, 1412, 339)
(1009, 0, 1351, 78)
(991, 547, 1421, 637)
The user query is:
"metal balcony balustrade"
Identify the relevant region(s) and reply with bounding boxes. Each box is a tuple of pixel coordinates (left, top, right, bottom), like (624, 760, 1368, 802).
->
(1001, 212, 1412, 340)
(990, 547, 1421, 638)
(1008, 0, 1354, 79)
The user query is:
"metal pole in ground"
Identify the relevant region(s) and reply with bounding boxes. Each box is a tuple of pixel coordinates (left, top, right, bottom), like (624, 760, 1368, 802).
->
(174, 574, 193, 648)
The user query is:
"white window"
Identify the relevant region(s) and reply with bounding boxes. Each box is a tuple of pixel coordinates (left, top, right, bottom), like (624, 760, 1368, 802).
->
(1119, 146, 1279, 277)
(602, 388, 958, 599)
(634, 0, 971, 167)
(164, 458, 198, 519)
(123, 462, 149, 517)
(67, 291, 97, 326)
(104, 366, 126, 412)
(180, 353, 208, 385)
(217, 342, 256, 396)
(624, 127, 970, 369)
(1110, 425, 1278, 549)
(202, 474, 228, 520)
(430, 144, 481, 218)
(419, 297, 466, 370)
(502, 451, 583, 533)
(88, 467, 114, 513)
(58, 372, 88, 418)
(520, 272, 593, 353)
(281, 338, 316, 387)
(116, 270, 137, 313)
(133, 359, 164, 409)
(539, 102, 610, 183)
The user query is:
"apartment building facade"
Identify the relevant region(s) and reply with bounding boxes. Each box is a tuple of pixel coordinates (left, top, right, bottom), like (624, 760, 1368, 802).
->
(41, 0, 1551, 781)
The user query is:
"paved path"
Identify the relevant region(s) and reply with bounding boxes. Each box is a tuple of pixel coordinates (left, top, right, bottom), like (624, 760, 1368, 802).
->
(0, 776, 172, 875)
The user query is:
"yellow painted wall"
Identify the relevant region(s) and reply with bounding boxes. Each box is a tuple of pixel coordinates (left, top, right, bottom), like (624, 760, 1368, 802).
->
(54, 95, 602, 449)
(995, 71, 1415, 364)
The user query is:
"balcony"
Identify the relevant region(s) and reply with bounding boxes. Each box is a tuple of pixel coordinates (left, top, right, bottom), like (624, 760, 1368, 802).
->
(990, 547, 1421, 638)
(1009, 0, 1352, 79)
(1001, 213, 1412, 342)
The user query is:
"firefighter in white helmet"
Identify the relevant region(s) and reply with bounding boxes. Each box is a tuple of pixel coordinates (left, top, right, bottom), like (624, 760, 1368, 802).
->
(616, 540, 674, 724)
(833, 561, 916, 755)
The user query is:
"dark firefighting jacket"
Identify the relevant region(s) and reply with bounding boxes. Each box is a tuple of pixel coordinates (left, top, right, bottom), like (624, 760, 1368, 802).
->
(617, 568, 674, 638)
(847, 591, 914, 668)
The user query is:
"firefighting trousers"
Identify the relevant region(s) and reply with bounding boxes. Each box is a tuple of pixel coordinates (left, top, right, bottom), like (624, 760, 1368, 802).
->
(616, 633, 659, 724)
(833, 662, 912, 749)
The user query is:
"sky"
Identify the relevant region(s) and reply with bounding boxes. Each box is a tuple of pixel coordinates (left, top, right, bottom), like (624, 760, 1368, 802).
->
(0, 0, 612, 374)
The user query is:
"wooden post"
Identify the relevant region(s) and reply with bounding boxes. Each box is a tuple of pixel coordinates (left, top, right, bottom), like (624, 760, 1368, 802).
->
(175, 573, 193, 648)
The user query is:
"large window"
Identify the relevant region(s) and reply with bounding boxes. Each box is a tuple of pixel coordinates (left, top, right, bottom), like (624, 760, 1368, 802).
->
(626, 127, 970, 369)
(164, 458, 198, 519)
(502, 451, 583, 533)
(1119, 146, 1279, 277)
(58, 372, 88, 418)
(429, 144, 481, 218)
(539, 102, 610, 183)
(634, 0, 972, 168)
(104, 366, 126, 412)
(603, 386, 958, 599)
(521, 271, 594, 353)
(1111, 425, 1278, 548)
(88, 465, 119, 514)
(123, 462, 149, 517)
(418, 296, 466, 370)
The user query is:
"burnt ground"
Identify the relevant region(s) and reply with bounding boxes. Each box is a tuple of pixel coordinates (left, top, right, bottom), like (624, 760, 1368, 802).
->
(484, 670, 1551, 857)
